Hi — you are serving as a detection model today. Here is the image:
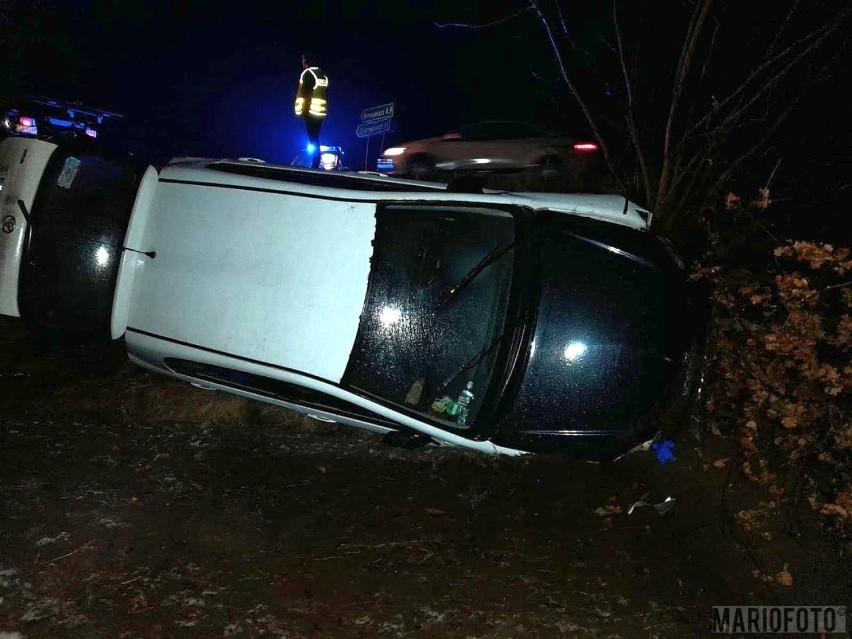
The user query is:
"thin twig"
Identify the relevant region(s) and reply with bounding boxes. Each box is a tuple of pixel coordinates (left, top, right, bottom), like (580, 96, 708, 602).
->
(528, 0, 625, 192)
(434, 7, 532, 29)
(338, 540, 435, 550)
(763, 159, 782, 191)
(612, 1, 651, 201)
(658, 0, 715, 210)
(680, 17, 843, 147)
(45, 540, 94, 563)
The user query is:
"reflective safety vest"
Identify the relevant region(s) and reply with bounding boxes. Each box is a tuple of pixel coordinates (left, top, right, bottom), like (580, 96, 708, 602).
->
(294, 67, 329, 118)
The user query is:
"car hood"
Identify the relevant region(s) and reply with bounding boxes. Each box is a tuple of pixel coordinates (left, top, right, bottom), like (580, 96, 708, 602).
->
(492, 213, 689, 457)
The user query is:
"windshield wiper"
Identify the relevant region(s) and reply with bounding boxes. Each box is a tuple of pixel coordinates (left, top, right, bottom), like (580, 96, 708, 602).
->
(435, 239, 517, 309)
(430, 320, 519, 403)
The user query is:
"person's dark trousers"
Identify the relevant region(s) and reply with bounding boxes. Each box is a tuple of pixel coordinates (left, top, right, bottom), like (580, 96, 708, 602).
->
(305, 116, 324, 168)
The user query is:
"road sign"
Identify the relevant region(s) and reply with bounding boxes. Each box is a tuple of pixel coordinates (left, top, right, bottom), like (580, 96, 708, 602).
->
(361, 103, 394, 123)
(356, 118, 392, 139)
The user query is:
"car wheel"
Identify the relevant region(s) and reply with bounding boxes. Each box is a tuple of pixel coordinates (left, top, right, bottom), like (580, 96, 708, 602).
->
(407, 155, 435, 180)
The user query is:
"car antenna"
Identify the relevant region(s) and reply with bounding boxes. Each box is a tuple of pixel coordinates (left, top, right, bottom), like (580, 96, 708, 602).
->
(123, 247, 157, 259)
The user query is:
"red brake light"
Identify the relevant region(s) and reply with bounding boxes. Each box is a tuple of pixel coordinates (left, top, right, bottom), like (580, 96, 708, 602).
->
(19, 116, 35, 127)
(573, 142, 598, 152)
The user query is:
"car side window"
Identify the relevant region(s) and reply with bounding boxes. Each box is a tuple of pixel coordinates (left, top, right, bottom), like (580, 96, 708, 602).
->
(163, 358, 398, 427)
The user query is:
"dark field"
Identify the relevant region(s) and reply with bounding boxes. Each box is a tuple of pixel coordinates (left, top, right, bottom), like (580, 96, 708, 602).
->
(0, 318, 848, 638)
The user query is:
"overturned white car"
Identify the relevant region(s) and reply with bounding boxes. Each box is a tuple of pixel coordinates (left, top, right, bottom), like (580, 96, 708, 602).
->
(1, 143, 704, 459)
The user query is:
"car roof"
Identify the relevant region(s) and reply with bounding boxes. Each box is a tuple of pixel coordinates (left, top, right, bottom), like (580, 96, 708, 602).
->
(162, 157, 652, 230)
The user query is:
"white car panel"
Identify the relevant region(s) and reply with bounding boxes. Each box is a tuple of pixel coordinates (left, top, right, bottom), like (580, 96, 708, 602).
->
(125, 330, 527, 456)
(123, 179, 376, 383)
(162, 158, 652, 231)
(0, 137, 58, 317)
(507, 192, 652, 229)
(111, 165, 160, 339)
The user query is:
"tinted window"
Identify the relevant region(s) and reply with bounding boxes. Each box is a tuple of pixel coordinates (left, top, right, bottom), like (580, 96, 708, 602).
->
(343, 204, 517, 431)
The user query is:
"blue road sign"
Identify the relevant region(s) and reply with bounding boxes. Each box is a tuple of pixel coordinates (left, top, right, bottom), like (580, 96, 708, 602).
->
(356, 118, 392, 139)
(360, 103, 394, 123)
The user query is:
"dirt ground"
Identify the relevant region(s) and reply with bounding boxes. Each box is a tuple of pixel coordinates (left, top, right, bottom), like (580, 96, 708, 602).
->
(0, 318, 848, 638)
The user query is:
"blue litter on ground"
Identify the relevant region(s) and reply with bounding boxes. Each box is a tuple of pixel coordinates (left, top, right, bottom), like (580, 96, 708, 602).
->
(651, 440, 676, 464)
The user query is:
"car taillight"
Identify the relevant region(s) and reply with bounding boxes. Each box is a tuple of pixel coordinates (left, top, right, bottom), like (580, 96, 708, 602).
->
(85, 128, 98, 138)
(18, 116, 35, 127)
(573, 142, 598, 152)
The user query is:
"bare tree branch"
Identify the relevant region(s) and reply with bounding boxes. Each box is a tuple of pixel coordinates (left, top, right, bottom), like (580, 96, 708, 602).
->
(435, 7, 533, 30)
(612, 1, 651, 202)
(764, 0, 801, 63)
(680, 16, 842, 148)
(698, 18, 721, 83)
(528, 0, 625, 192)
(552, 0, 571, 38)
(657, 0, 715, 210)
(716, 95, 801, 187)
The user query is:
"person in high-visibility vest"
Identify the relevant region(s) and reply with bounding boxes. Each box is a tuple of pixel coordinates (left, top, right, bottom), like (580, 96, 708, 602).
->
(294, 52, 328, 169)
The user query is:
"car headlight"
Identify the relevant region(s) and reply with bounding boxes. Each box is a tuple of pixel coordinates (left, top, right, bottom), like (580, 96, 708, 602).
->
(320, 153, 339, 170)
(382, 147, 406, 156)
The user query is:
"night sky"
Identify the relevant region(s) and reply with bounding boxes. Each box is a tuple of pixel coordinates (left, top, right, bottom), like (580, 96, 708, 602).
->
(4, 1, 573, 165)
(2, 0, 849, 218)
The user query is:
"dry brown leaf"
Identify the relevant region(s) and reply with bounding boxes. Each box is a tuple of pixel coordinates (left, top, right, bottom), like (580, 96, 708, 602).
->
(776, 568, 794, 587)
(819, 503, 849, 519)
(740, 437, 758, 454)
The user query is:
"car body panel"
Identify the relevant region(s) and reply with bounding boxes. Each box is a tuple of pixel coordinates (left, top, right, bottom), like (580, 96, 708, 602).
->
(78, 155, 691, 459)
(120, 166, 377, 383)
(111, 165, 160, 339)
(506, 192, 652, 229)
(490, 214, 689, 458)
(17, 143, 146, 334)
(0, 137, 58, 317)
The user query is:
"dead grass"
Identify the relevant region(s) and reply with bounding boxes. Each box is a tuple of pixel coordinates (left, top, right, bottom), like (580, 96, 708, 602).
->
(74, 369, 327, 432)
(0, 315, 326, 433)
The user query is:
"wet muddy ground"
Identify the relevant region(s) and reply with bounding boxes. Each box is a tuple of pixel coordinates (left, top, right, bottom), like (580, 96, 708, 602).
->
(0, 319, 848, 638)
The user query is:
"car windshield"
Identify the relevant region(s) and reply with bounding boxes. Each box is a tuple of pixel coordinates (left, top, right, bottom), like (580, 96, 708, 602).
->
(343, 204, 517, 430)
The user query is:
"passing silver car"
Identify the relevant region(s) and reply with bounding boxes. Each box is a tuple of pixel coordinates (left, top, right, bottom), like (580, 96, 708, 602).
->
(378, 121, 602, 185)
